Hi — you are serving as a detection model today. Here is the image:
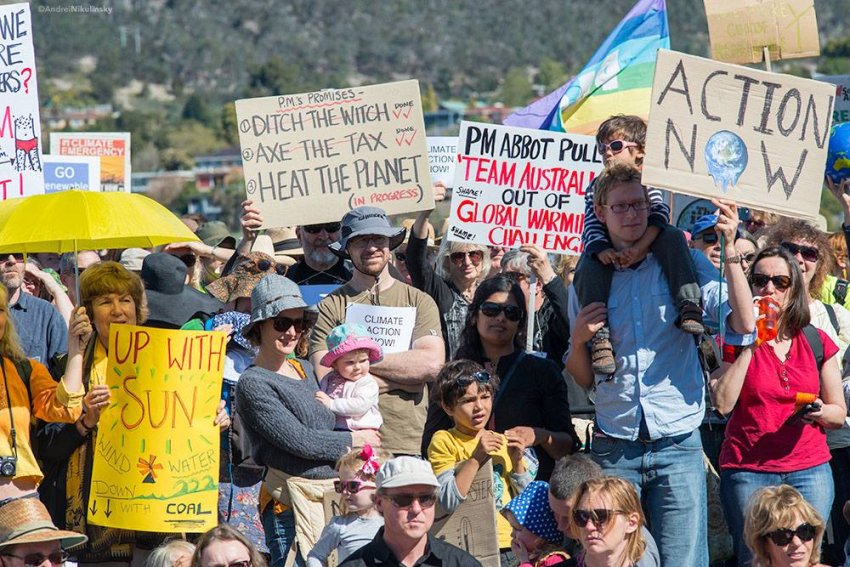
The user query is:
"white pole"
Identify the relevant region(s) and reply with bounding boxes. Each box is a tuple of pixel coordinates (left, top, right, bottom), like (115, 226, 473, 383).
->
(525, 272, 536, 352)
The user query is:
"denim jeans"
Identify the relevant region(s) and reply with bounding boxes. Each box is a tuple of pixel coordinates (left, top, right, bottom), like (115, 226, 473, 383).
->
(261, 505, 304, 567)
(590, 429, 708, 567)
(720, 462, 834, 567)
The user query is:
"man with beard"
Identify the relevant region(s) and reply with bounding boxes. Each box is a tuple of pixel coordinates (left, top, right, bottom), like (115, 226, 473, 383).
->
(286, 222, 353, 285)
(1, 253, 67, 363)
(310, 207, 444, 457)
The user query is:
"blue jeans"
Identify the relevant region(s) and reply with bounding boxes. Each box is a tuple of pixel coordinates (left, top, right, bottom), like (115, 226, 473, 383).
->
(591, 429, 708, 567)
(261, 505, 304, 567)
(720, 462, 834, 567)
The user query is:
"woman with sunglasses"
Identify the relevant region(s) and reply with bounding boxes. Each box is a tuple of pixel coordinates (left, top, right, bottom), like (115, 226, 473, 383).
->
(710, 247, 846, 567)
(424, 275, 579, 480)
(408, 182, 491, 359)
(568, 476, 646, 567)
(236, 275, 380, 567)
(744, 484, 827, 567)
(192, 524, 267, 567)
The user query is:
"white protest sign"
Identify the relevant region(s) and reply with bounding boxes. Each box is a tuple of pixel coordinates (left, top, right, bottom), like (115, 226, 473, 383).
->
(816, 75, 850, 124)
(43, 155, 101, 193)
(50, 132, 132, 192)
(446, 121, 602, 255)
(344, 304, 415, 354)
(0, 3, 43, 198)
(642, 50, 834, 221)
(235, 80, 433, 228)
(428, 136, 458, 187)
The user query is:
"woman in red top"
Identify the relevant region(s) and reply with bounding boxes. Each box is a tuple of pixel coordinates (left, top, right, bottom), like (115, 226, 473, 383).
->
(710, 246, 846, 567)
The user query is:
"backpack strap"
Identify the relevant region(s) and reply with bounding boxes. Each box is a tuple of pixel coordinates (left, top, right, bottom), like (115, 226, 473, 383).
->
(12, 359, 32, 406)
(802, 324, 824, 371)
(824, 303, 840, 335)
(835, 279, 849, 306)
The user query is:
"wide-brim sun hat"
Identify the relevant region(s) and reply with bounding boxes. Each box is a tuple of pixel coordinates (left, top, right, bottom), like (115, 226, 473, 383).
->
(328, 207, 406, 260)
(320, 323, 383, 367)
(205, 251, 278, 304)
(142, 253, 224, 327)
(242, 274, 308, 337)
(0, 496, 88, 550)
(251, 234, 296, 267)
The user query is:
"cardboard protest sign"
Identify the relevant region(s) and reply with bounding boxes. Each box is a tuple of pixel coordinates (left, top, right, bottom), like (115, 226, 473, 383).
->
(235, 80, 433, 228)
(428, 136, 458, 187)
(43, 155, 100, 193)
(50, 132, 131, 192)
(704, 0, 819, 64)
(817, 75, 850, 124)
(0, 3, 44, 198)
(345, 304, 415, 354)
(446, 121, 603, 255)
(642, 50, 834, 221)
(89, 325, 225, 532)
(431, 461, 499, 567)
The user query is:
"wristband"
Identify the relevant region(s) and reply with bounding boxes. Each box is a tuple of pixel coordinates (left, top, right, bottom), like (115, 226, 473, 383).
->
(724, 254, 744, 264)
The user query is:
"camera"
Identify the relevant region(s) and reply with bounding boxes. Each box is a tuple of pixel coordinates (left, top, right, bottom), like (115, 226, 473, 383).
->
(0, 456, 16, 477)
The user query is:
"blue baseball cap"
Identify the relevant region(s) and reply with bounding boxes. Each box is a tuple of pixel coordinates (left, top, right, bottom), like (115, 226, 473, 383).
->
(690, 214, 718, 237)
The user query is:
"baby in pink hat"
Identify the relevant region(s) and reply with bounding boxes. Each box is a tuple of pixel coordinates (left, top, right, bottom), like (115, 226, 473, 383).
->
(316, 323, 384, 431)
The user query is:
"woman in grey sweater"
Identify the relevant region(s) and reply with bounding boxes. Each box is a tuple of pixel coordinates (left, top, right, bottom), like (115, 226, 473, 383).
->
(237, 275, 380, 567)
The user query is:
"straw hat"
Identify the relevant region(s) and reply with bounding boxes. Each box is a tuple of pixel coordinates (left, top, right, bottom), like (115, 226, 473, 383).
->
(0, 496, 88, 550)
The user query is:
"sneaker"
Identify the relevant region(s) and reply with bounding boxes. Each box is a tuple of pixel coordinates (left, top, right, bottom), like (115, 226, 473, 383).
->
(591, 333, 616, 375)
(678, 301, 705, 335)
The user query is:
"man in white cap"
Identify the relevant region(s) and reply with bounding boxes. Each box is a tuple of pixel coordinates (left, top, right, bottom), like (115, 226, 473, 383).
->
(341, 456, 481, 566)
(0, 496, 87, 567)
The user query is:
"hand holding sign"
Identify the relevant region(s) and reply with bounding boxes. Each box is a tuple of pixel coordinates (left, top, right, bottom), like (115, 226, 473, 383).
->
(711, 198, 741, 253)
(826, 177, 850, 218)
(82, 384, 110, 427)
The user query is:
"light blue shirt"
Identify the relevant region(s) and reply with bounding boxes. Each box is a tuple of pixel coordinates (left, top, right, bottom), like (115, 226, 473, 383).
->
(568, 250, 755, 441)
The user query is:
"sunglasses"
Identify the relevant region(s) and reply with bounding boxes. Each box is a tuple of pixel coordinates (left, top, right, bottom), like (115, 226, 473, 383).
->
(572, 508, 626, 528)
(603, 201, 650, 215)
(751, 273, 792, 291)
(257, 259, 288, 276)
(383, 492, 438, 509)
(781, 241, 820, 263)
(456, 370, 492, 387)
(597, 140, 638, 154)
(2, 551, 70, 567)
(765, 522, 816, 546)
(303, 223, 342, 234)
(334, 479, 376, 494)
(450, 250, 483, 264)
(742, 253, 756, 264)
(271, 316, 307, 333)
(479, 301, 523, 322)
(3, 253, 24, 263)
(695, 232, 719, 245)
(394, 251, 407, 262)
(223, 562, 251, 567)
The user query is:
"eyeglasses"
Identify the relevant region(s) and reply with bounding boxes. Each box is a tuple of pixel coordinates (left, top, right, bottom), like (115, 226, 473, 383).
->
(603, 201, 650, 215)
(394, 252, 407, 262)
(271, 316, 307, 333)
(2, 551, 70, 567)
(479, 301, 523, 322)
(572, 508, 626, 528)
(765, 523, 817, 546)
(383, 492, 438, 509)
(781, 241, 820, 263)
(450, 250, 484, 265)
(695, 232, 719, 245)
(751, 273, 792, 291)
(742, 253, 756, 264)
(257, 259, 288, 276)
(303, 223, 341, 234)
(334, 479, 376, 494)
(348, 235, 389, 248)
(597, 140, 638, 154)
(222, 561, 251, 567)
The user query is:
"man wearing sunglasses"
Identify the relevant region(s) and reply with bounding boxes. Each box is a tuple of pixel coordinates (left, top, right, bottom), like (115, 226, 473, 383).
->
(0, 496, 87, 567)
(565, 163, 756, 567)
(286, 222, 353, 285)
(341, 456, 480, 566)
(310, 207, 444, 458)
(689, 215, 728, 270)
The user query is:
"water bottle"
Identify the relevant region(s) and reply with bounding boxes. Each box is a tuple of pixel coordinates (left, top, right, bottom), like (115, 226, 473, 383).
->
(755, 296, 780, 345)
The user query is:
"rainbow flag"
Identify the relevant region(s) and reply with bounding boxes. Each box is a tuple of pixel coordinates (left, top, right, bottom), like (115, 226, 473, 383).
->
(504, 0, 669, 135)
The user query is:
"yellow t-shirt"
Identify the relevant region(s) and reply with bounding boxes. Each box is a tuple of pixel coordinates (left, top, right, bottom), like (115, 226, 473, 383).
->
(428, 428, 516, 549)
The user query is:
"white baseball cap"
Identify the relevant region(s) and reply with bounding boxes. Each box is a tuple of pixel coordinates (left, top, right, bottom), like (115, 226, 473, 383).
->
(376, 456, 439, 490)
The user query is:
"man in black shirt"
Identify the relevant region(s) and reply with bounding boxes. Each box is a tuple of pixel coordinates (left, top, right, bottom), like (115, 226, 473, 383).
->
(286, 222, 353, 285)
(341, 457, 481, 567)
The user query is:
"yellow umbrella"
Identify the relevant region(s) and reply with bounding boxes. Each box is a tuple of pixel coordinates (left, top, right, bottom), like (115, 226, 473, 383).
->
(0, 190, 198, 253)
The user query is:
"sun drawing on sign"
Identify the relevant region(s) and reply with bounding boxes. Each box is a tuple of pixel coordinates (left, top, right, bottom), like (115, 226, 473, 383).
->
(138, 455, 163, 484)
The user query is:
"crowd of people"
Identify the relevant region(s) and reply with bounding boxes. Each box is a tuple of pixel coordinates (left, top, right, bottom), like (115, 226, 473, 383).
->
(1, 113, 850, 567)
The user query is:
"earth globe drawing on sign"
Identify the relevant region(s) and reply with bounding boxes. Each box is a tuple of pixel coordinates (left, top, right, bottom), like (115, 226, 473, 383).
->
(826, 122, 850, 184)
(704, 130, 748, 192)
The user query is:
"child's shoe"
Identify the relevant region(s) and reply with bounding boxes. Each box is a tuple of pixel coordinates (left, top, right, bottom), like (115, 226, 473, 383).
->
(677, 301, 705, 335)
(591, 326, 616, 375)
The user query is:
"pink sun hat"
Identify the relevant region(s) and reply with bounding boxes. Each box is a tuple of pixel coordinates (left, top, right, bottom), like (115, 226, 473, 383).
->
(320, 323, 383, 368)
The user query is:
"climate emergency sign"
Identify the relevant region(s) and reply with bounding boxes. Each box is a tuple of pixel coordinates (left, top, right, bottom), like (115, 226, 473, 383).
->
(446, 121, 603, 255)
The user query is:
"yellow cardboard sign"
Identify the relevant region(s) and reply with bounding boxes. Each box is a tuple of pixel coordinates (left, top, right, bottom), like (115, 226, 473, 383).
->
(88, 324, 226, 532)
